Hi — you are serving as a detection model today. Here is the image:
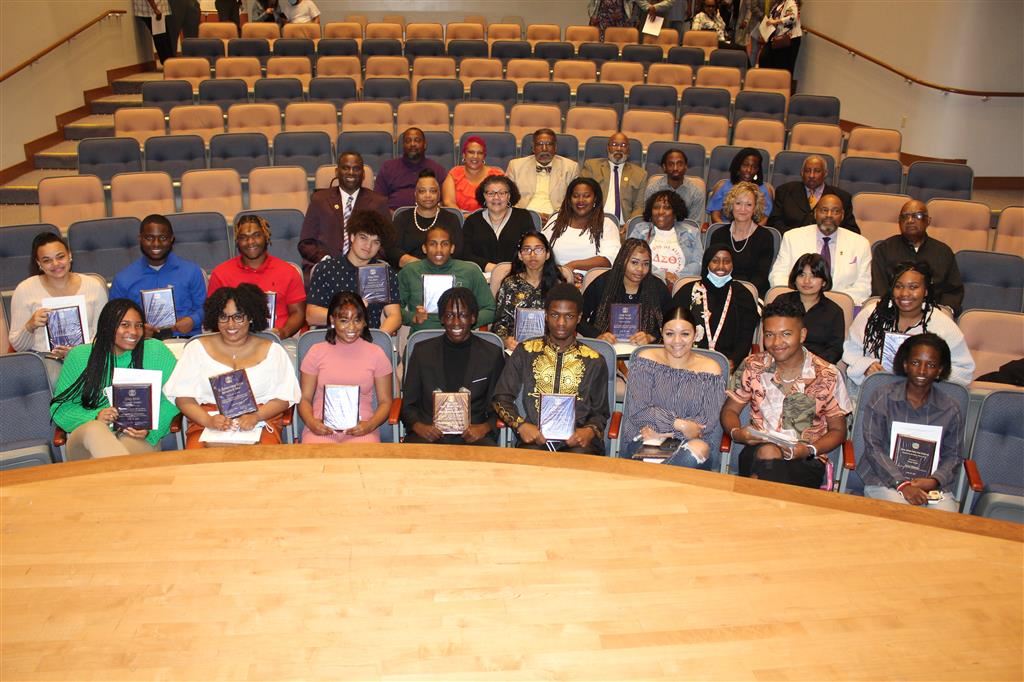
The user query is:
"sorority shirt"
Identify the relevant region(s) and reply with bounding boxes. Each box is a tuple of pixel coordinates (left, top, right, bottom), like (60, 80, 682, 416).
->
(299, 337, 392, 444)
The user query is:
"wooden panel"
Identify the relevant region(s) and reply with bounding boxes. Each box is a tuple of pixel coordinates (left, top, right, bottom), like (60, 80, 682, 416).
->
(2, 445, 1022, 680)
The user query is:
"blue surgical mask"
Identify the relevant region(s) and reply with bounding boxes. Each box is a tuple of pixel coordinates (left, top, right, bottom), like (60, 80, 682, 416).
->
(706, 272, 732, 288)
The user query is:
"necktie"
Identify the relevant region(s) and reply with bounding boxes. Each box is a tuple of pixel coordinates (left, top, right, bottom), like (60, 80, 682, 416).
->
(536, 164, 552, 174)
(820, 236, 832, 273)
(342, 194, 354, 253)
(613, 164, 621, 221)
(808, 192, 818, 209)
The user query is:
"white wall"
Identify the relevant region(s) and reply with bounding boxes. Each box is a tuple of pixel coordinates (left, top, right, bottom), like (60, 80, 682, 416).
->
(797, 0, 1024, 177)
(0, 0, 149, 169)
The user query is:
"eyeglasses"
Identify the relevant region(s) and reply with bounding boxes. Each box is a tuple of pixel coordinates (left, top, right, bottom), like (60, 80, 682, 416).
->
(218, 313, 248, 324)
(534, 140, 555, 148)
(520, 246, 547, 255)
(899, 211, 928, 221)
(608, 142, 629, 149)
(141, 234, 172, 243)
(485, 190, 510, 198)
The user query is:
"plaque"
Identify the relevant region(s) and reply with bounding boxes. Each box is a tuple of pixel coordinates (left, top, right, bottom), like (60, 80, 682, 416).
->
(514, 307, 545, 342)
(141, 286, 177, 330)
(609, 303, 640, 340)
(422, 274, 454, 314)
(539, 393, 576, 441)
(112, 383, 154, 430)
(45, 305, 85, 350)
(358, 264, 390, 305)
(209, 369, 259, 419)
(323, 384, 359, 431)
(433, 389, 470, 435)
(881, 331, 910, 372)
(265, 291, 277, 328)
(888, 421, 943, 479)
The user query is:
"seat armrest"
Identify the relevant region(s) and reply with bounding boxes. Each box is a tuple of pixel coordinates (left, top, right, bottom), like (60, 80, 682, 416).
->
(281, 406, 293, 427)
(388, 397, 403, 425)
(842, 440, 855, 470)
(169, 413, 183, 433)
(964, 459, 984, 493)
(607, 411, 622, 439)
(720, 430, 732, 452)
(53, 426, 67, 447)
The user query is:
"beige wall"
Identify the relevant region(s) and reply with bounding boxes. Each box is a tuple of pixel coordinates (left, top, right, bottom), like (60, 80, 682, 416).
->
(797, 0, 1024, 177)
(0, 0, 149, 169)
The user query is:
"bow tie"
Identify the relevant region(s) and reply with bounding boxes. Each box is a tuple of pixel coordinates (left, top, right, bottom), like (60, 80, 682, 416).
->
(536, 164, 552, 174)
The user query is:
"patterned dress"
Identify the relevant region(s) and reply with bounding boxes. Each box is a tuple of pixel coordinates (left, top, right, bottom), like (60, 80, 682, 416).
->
(492, 274, 544, 342)
(589, 0, 629, 30)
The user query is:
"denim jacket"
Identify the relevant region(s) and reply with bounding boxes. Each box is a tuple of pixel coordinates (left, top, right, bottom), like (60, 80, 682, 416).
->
(626, 219, 703, 279)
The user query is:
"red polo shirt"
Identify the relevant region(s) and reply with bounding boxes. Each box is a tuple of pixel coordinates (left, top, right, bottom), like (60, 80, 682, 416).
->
(207, 255, 306, 330)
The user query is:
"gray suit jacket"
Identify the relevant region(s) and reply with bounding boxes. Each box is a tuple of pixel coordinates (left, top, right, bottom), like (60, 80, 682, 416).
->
(580, 159, 649, 222)
(506, 155, 580, 213)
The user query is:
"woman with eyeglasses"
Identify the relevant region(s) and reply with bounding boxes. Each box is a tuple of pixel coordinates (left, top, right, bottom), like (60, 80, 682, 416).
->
(461, 175, 536, 274)
(50, 298, 179, 460)
(165, 283, 301, 448)
(492, 231, 567, 352)
(441, 136, 504, 214)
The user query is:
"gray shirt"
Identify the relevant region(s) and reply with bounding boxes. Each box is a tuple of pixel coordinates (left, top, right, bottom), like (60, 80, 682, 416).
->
(644, 174, 706, 223)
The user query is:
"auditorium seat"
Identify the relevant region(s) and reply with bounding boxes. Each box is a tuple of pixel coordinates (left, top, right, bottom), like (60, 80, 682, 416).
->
(906, 161, 974, 202)
(365, 22, 403, 41)
(508, 104, 562, 140)
(169, 104, 226, 144)
(708, 47, 748, 75)
(646, 63, 693, 98)
(180, 38, 224, 63)
(491, 40, 532, 64)
(677, 113, 730, 153)
(362, 78, 412, 108)
(0, 223, 60, 291)
(926, 198, 991, 252)
(533, 41, 575, 66)
(695, 65, 741, 100)
(321, 22, 362, 47)
(284, 102, 338, 137)
(144, 135, 207, 181)
(142, 80, 194, 114)
(522, 81, 572, 116)
(732, 91, 787, 124)
(316, 56, 362, 90)
(994, 206, 1023, 255)
(0, 353, 63, 469)
(959, 309, 1024, 380)
(266, 56, 312, 89)
(163, 57, 211, 92)
(628, 84, 678, 115)
(645, 141, 705, 178)
(846, 127, 902, 161)
(565, 25, 600, 50)
(467, 79, 517, 113)
(423, 131, 456, 168)
(336, 131, 394, 172)
(787, 122, 843, 165)
(242, 22, 280, 41)
(411, 57, 457, 97)
(644, 27, 680, 57)
(552, 60, 598, 95)
(681, 30, 717, 59)
(526, 24, 561, 47)
(254, 77, 303, 109)
(226, 103, 282, 141)
(621, 110, 675, 150)
(599, 61, 645, 93)
(397, 102, 450, 133)
(415, 78, 465, 112)
(731, 118, 785, 158)
(786, 93, 841, 129)
(707, 145, 769, 192)
(459, 132, 517, 169)
(620, 44, 663, 69)
(505, 59, 550, 91)
(365, 56, 410, 80)
(446, 39, 489, 64)
(667, 46, 706, 69)
(487, 23, 523, 46)
(283, 23, 320, 41)
(405, 23, 443, 41)
(604, 26, 639, 53)
(404, 38, 445, 61)
(453, 102, 507, 140)
(340, 102, 394, 135)
(837, 155, 904, 195)
(114, 107, 167, 147)
(180, 168, 243, 220)
(743, 67, 791, 103)
(274, 38, 314, 61)
(199, 22, 238, 41)
(446, 22, 485, 44)
(215, 57, 262, 89)
(227, 38, 271, 61)
(565, 106, 619, 144)
(209, 132, 270, 176)
(273, 131, 333, 176)
(165, 211, 233, 272)
(110, 171, 175, 218)
(576, 82, 625, 121)
(578, 42, 620, 66)
(955, 250, 1024, 314)
(850, 192, 908, 245)
(458, 58, 504, 89)
(771, 150, 836, 188)
(78, 137, 142, 185)
(961, 390, 1024, 523)
(680, 86, 731, 119)
(247, 167, 310, 212)
(198, 78, 248, 112)
(66, 216, 141, 281)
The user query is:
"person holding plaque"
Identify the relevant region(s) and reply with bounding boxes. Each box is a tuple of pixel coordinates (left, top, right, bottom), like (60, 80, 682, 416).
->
(619, 306, 727, 466)
(626, 190, 702, 286)
(397, 224, 495, 333)
(843, 261, 974, 390)
(542, 177, 622, 283)
(306, 210, 402, 335)
(461, 175, 536, 274)
(721, 299, 853, 488)
(670, 245, 760, 371)
(207, 215, 307, 341)
(9, 232, 107, 360)
(493, 283, 610, 455)
(858, 334, 964, 511)
(706, 181, 775, 297)
(385, 170, 465, 269)
(50, 299, 179, 460)
(492, 231, 567, 352)
(110, 214, 206, 339)
(773, 253, 845, 364)
(298, 292, 394, 444)
(401, 288, 506, 446)
(580, 238, 671, 345)
(164, 284, 301, 448)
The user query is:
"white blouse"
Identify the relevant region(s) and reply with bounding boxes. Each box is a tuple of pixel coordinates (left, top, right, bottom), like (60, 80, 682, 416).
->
(164, 337, 302, 406)
(8, 274, 108, 352)
(542, 213, 622, 267)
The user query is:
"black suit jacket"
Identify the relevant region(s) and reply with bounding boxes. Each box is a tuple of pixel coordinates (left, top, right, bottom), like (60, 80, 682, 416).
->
(298, 185, 390, 274)
(401, 334, 506, 435)
(767, 182, 859, 234)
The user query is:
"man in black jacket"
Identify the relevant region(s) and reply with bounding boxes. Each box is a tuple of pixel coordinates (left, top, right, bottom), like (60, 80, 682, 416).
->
(768, 155, 859, 234)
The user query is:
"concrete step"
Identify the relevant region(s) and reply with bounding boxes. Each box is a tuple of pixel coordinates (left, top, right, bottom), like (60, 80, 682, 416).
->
(112, 71, 165, 95)
(90, 93, 144, 115)
(63, 114, 114, 140)
(0, 169, 77, 205)
(33, 140, 79, 170)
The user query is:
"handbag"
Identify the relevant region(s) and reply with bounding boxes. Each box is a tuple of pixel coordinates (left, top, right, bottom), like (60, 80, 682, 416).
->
(770, 33, 792, 49)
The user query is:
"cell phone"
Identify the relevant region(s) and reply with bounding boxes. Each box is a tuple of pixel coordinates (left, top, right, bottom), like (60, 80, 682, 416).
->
(658, 437, 682, 452)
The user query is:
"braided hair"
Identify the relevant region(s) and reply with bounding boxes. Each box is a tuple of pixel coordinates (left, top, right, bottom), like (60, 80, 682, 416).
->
(509, 231, 566, 296)
(51, 298, 145, 411)
(592, 239, 664, 337)
(863, 261, 936, 360)
(547, 177, 606, 255)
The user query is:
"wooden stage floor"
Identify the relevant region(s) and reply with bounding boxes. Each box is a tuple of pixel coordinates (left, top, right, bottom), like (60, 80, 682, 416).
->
(2, 444, 1022, 680)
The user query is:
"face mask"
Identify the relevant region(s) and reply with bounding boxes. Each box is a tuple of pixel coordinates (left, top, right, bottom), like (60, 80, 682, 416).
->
(706, 272, 732, 288)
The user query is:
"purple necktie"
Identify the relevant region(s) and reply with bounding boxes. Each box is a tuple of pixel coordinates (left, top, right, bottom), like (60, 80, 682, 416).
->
(613, 164, 621, 221)
(821, 236, 832, 273)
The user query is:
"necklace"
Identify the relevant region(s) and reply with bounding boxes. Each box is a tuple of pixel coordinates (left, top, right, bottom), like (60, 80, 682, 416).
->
(730, 222, 754, 253)
(413, 209, 439, 232)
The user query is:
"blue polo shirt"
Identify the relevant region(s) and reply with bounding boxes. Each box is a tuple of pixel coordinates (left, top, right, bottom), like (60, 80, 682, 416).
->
(110, 252, 207, 336)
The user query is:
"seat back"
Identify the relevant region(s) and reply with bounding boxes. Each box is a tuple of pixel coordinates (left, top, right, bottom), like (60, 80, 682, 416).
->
(362, 77, 413, 108)
(708, 47, 748, 73)
(706, 145, 769, 192)
(644, 142, 706, 179)
(181, 38, 224, 62)
(169, 104, 226, 143)
(564, 106, 619, 143)
(577, 41, 620, 65)
(164, 57, 212, 91)
(308, 77, 358, 114)
(406, 22, 443, 40)
(411, 56, 457, 95)
(488, 23, 523, 44)
(505, 58, 550, 90)
(667, 45, 705, 68)
(110, 171, 175, 218)
(77, 137, 143, 184)
(0, 353, 59, 469)
(340, 101, 395, 135)
(142, 80, 194, 114)
(850, 192, 909, 246)
(215, 56, 263, 88)
(994, 206, 1024, 255)
(742, 67, 791, 102)
(522, 81, 572, 116)
(646, 63, 693, 98)
(604, 26, 639, 51)
(491, 40, 532, 63)
(415, 78, 465, 112)
(508, 104, 562, 141)
(209, 131, 270, 176)
(273, 38, 315, 60)
(113, 107, 166, 147)
(197, 78, 248, 112)
(907, 161, 974, 202)
(336, 131, 395, 173)
(575, 82, 625, 121)
(246, 167, 310, 212)
(241, 22, 281, 40)
(273, 130, 333, 175)
(599, 61, 645, 90)
(323, 22, 363, 41)
(66, 216, 141, 281)
(733, 90, 787, 124)
(786, 93, 840, 129)
(254, 77, 304, 110)
(526, 24, 561, 46)
(284, 102, 338, 138)
(680, 86, 731, 118)
(963, 390, 1024, 521)
(317, 37, 359, 56)
(282, 23, 321, 40)
(955, 251, 1024, 314)
(396, 102, 450, 133)
(365, 22, 403, 40)
(621, 109, 675, 150)
(453, 102, 507, 140)
(565, 25, 600, 50)
(233, 207, 305, 265)
(365, 55, 410, 80)
(199, 21, 238, 40)
(422, 131, 456, 168)
(180, 168, 243, 220)
(551, 59, 597, 94)
(681, 30, 717, 58)
(227, 37, 271, 60)
(787, 122, 843, 165)
(404, 38, 445, 61)
(316, 55, 363, 89)
(837, 157, 904, 196)
(446, 39, 489, 63)
(36, 176, 105, 230)
(621, 44, 664, 68)
(678, 113, 730, 153)
(266, 56, 313, 88)
(458, 57, 504, 88)
(694, 65, 741, 100)
(731, 118, 785, 158)
(959, 310, 1024, 378)
(847, 127, 902, 161)
(458, 132, 517, 170)
(0, 224, 62, 292)
(446, 22, 485, 43)
(925, 198, 991, 253)
(166, 211, 233, 271)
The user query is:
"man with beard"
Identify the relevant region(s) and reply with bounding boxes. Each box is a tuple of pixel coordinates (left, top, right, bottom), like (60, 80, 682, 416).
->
(505, 128, 579, 222)
(642, 147, 705, 221)
(374, 128, 449, 211)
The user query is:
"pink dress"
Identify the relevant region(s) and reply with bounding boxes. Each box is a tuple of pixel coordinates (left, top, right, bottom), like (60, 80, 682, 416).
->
(299, 337, 393, 444)
(449, 165, 504, 212)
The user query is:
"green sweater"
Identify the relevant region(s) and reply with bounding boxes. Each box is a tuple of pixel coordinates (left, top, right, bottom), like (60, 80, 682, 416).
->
(397, 258, 496, 332)
(50, 338, 180, 446)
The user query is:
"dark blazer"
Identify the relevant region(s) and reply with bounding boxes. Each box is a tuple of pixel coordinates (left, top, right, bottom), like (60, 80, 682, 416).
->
(461, 208, 535, 271)
(767, 182, 859, 234)
(298, 185, 390, 274)
(400, 334, 506, 436)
